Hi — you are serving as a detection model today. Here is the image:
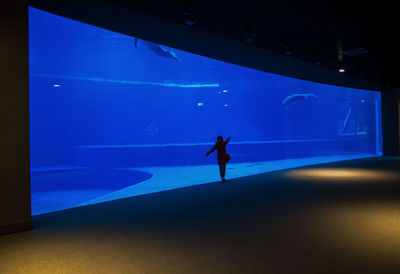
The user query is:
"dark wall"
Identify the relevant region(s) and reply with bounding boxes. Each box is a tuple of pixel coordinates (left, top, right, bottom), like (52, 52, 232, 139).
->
(381, 89, 400, 155)
(0, 2, 32, 235)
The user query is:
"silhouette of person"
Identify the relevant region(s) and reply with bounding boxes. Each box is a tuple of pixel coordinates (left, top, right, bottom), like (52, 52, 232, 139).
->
(205, 136, 231, 182)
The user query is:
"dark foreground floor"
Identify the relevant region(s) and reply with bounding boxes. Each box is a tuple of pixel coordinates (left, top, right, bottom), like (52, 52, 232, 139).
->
(1, 156, 400, 273)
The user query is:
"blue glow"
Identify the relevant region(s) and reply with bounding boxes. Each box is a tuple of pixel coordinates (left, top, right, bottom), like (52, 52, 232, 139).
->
(29, 7, 382, 216)
(33, 73, 220, 88)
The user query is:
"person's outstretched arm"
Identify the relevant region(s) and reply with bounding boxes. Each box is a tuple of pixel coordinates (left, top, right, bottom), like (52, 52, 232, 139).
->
(225, 136, 231, 145)
(205, 144, 216, 156)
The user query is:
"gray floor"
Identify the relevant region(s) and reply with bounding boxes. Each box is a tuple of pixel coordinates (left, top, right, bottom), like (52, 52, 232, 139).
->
(1, 156, 400, 273)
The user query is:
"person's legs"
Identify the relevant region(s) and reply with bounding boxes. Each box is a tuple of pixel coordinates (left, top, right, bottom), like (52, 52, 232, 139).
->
(219, 164, 226, 181)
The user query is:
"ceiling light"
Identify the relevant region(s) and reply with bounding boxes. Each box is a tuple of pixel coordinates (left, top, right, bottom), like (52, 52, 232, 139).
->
(244, 36, 254, 43)
(343, 48, 368, 56)
(338, 62, 345, 72)
(182, 5, 194, 26)
(182, 8, 192, 16)
(283, 43, 292, 55)
(185, 18, 195, 26)
(313, 52, 321, 65)
(242, 26, 253, 43)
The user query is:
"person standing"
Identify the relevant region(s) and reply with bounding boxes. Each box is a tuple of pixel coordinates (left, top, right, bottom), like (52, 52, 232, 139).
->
(205, 136, 231, 182)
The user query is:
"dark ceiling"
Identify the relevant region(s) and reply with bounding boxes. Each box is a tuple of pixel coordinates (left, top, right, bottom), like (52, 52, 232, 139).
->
(109, 0, 398, 88)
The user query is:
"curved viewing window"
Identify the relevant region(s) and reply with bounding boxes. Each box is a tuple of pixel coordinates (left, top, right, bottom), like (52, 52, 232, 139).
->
(29, 7, 382, 215)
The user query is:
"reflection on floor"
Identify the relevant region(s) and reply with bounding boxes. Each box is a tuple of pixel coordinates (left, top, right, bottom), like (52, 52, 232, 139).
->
(31, 167, 152, 215)
(32, 154, 376, 215)
(3, 156, 400, 273)
(79, 154, 375, 207)
(31, 189, 113, 216)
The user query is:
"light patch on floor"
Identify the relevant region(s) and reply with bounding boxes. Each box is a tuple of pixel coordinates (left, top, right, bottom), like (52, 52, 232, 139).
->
(285, 168, 397, 182)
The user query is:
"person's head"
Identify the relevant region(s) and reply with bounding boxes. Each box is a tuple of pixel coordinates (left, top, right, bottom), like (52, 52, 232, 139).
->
(217, 136, 223, 142)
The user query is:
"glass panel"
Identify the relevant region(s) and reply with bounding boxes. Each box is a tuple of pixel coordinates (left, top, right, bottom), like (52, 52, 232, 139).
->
(29, 7, 382, 215)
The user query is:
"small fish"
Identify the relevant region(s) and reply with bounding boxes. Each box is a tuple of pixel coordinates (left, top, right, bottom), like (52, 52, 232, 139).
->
(281, 93, 318, 109)
(134, 38, 182, 62)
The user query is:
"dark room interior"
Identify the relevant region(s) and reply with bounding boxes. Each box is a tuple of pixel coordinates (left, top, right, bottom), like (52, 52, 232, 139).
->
(1, 1, 400, 273)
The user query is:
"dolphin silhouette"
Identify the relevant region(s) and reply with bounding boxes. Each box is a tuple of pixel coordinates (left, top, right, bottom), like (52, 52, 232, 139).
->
(281, 93, 318, 109)
(134, 38, 182, 62)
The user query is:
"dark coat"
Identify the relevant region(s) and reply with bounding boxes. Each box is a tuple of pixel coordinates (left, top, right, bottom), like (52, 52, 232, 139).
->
(206, 137, 231, 165)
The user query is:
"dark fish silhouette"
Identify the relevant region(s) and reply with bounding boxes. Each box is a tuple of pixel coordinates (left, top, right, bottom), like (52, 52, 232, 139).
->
(135, 38, 181, 62)
(281, 93, 318, 108)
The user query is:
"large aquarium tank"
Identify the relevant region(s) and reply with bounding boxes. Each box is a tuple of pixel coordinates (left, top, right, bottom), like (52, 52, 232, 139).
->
(29, 7, 382, 215)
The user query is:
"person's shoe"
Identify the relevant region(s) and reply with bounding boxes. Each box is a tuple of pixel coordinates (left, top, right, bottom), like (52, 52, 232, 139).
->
(222, 178, 227, 182)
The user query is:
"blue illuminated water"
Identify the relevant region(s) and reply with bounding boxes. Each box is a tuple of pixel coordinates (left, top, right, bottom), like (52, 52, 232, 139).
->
(29, 7, 382, 216)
